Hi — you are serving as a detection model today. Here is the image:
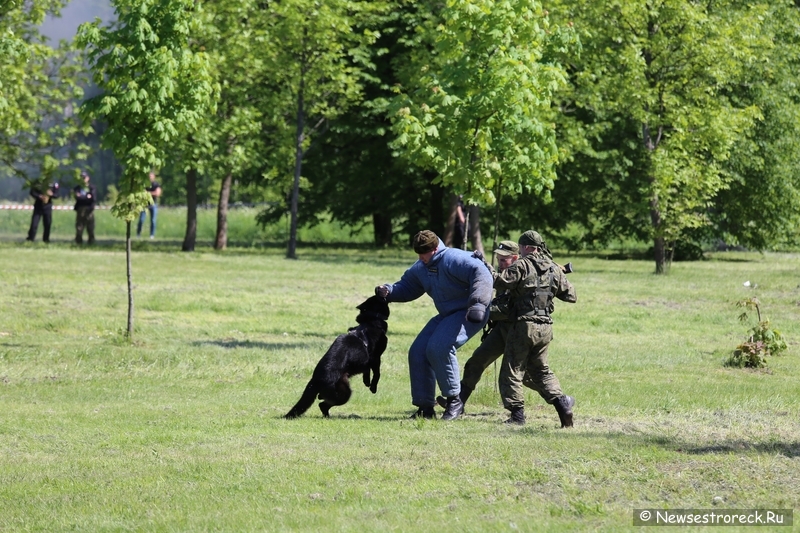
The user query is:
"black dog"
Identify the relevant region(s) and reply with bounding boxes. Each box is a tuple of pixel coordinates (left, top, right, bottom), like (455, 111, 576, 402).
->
(284, 295, 390, 418)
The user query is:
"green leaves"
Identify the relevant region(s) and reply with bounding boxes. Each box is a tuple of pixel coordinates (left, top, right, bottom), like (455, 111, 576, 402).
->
(548, 0, 779, 270)
(390, 0, 576, 206)
(728, 297, 787, 368)
(77, 0, 216, 220)
(0, 0, 89, 187)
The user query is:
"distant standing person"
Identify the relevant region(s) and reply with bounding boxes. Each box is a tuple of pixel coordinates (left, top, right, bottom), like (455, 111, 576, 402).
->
(26, 182, 59, 243)
(375, 230, 493, 420)
(73, 171, 96, 245)
(137, 171, 161, 239)
(452, 195, 466, 249)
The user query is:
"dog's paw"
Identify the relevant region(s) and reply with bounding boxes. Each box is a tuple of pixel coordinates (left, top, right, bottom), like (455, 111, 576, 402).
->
(370, 385, 378, 394)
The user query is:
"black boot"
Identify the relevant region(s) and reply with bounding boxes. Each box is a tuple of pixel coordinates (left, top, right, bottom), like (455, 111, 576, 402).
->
(504, 406, 525, 425)
(554, 395, 575, 428)
(409, 406, 436, 419)
(436, 385, 473, 409)
(441, 396, 464, 421)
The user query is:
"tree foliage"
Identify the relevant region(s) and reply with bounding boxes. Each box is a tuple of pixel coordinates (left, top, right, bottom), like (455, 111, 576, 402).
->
(0, 0, 89, 188)
(549, 0, 775, 272)
(710, 1, 800, 250)
(390, 0, 576, 212)
(255, 0, 386, 258)
(77, 0, 216, 221)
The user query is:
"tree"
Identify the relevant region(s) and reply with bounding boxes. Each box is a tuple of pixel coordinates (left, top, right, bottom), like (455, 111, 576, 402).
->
(710, 1, 800, 250)
(0, 0, 89, 190)
(390, 0, 576, 252)
(77, 0, 215, 338)
(550, 0, 773, 272)
(260, 0, 385, 259)
(296, 1, 443, 247)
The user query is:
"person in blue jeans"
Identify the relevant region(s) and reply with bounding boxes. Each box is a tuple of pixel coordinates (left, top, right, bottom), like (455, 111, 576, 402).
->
(375, 230, 493, 420)
(137, 171, 162, 238)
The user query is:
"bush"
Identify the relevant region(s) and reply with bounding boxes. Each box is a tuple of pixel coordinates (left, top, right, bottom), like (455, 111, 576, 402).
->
(725, 297, 788, 368)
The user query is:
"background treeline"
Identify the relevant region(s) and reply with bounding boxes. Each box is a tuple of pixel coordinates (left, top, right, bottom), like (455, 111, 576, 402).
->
(2, 0, 800, 270)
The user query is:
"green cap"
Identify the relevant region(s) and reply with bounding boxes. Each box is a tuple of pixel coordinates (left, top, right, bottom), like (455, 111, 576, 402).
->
(494, 240, 519, 256)
(518, 230, 545, 247)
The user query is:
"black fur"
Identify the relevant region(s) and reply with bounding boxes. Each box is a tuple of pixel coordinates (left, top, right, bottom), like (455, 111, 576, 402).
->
(284, 295, 390, 419)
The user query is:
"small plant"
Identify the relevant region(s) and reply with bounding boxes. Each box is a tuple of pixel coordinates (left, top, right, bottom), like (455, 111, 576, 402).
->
(726, 297, 788, 368)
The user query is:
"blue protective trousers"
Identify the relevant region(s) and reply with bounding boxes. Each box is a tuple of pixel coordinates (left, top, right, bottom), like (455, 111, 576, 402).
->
(408, 311, 487, 408)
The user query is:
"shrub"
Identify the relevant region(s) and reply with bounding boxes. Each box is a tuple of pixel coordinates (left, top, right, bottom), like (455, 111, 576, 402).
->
(726, 297, 788, 368)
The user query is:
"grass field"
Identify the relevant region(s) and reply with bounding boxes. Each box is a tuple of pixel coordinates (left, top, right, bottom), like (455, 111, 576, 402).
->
(1, 227, 799, 530)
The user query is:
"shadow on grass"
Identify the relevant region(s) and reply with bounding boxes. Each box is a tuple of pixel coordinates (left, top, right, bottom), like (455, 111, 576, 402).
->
(280, 414, 407, 422)
(684, 440, 800, 457)
(583, 431, 800, 458)
(193, 339, 307, 350)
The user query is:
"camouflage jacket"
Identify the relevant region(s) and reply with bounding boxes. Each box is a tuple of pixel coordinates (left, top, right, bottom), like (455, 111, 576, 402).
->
(493, 251, 576, 324)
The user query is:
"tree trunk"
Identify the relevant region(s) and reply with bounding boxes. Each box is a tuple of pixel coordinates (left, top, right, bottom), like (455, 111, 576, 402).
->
(467, 204, 483, 254)
(288, 69, 305, 260)
(372, 212, 392, 246)
(182, 167, 198, 252)
(653, 235, 666, 274)
(643, 118, 666, 275)
(215, 172, 232, 251)
(125, 220, 134, 340)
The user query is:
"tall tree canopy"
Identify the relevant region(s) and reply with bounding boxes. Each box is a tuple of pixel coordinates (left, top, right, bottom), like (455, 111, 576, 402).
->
(549, 0, 773, 272)
(710, 1, 800, 251)
(258, 0, 386, 259)
(390, 0, 576, 250)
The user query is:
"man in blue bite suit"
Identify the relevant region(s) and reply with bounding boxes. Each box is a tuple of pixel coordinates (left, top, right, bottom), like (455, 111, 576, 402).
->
(375, 230, 493, 420)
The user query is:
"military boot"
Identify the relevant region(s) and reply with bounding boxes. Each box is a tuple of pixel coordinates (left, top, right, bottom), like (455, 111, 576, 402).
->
(554, 395, 575, 428)
(409, 406, 436, 419)
(441, 396, 464, 421)
(436, 385, 473, 409)
(504, 406, 526, 425)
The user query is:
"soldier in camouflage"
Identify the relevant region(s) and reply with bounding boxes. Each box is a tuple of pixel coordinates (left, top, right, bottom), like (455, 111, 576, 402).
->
(436, 240, 519, 412)
(493, 230, 577, 427)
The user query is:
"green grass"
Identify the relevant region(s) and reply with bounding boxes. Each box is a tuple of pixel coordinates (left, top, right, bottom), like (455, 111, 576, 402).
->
(1, 242, 799, 532)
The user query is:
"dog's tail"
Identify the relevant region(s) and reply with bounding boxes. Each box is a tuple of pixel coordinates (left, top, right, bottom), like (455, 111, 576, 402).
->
(284, 381, 318, 419)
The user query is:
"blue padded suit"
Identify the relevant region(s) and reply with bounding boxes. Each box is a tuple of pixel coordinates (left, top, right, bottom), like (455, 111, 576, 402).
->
(384, 239, 493, 408)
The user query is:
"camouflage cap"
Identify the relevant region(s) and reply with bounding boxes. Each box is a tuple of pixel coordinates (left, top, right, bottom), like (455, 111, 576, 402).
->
(518, 230, 545, 247)
(493, 240, 519, 257)
(412, 230, 439, 254)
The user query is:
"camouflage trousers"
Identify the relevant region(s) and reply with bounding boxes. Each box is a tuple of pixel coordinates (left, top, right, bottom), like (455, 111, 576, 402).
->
(75, 207, 95, 244)
(461, 321, 512, 391)
(499, 321, 563, 410)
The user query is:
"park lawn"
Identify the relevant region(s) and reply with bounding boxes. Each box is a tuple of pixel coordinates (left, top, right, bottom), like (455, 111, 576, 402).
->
(0, 244, 799, 532)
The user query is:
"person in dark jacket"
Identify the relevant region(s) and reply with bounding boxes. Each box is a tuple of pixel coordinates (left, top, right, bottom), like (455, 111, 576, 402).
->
(375, 230, 493, 420)
(73, 171, 97, 245)
(26, 182, 58, 243)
